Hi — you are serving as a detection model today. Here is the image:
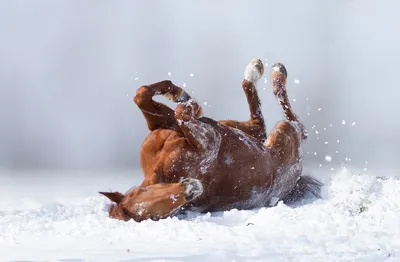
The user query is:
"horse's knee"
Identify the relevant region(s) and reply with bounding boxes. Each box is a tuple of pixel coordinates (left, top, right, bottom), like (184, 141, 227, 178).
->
(133, 86, 152, 107)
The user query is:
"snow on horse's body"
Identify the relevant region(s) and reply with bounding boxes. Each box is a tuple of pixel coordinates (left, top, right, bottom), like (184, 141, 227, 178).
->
(141, 117, 278, 212)
(100, 59, 322, 222)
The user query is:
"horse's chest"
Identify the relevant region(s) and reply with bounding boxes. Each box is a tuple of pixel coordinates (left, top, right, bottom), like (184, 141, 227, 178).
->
(140, 131, 188, 176)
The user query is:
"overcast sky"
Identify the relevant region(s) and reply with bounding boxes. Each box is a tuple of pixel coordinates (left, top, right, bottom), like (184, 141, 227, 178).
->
(0, 0, 399, 173)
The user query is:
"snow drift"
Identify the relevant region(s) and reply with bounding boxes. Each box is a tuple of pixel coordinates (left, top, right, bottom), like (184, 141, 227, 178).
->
(0, 167, 399, 261)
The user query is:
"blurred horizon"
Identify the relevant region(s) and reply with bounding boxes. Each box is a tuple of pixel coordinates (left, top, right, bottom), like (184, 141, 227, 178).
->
(1, 0, 399, 174)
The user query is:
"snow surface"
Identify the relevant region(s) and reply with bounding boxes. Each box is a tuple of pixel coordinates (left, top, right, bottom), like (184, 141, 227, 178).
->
(1, 168, 400, 262)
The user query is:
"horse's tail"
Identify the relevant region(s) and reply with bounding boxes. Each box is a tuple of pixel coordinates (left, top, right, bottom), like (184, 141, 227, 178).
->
(282, 175, 323, 204)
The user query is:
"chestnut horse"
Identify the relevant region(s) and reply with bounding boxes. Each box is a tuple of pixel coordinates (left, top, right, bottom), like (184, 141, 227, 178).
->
(100, 59, 322, 222)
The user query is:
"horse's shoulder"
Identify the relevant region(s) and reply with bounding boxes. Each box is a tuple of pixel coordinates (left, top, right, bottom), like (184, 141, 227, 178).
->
(142, 129, 186, 151)
(145, 129, 175, 140)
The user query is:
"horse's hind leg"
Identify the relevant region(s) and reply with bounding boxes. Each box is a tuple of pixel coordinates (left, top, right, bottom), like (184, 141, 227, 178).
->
(219, 59, 267, 142)
(265, 63, 307, 199)
(270, 63, 307, 139)
(266, 63, 306, 164)
(267, 64, 323, 201)
(134, 80, 193, 131)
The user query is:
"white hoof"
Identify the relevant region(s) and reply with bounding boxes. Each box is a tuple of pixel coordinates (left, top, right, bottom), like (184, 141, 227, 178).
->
(244, 58, 264, 82)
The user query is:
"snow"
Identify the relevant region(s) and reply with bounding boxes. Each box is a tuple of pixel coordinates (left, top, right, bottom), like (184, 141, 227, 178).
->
(1, 168, 400, 261)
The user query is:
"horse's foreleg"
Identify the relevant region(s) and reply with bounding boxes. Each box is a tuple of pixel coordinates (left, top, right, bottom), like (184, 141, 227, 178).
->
(134, 80, 192, 131)
(175, 98, 222, 174)
(219, 59, 267, 142)
(174, 98, 215, 151)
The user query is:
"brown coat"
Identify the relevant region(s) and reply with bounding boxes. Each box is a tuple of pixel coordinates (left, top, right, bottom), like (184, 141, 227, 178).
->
(100, 60, 321, 222)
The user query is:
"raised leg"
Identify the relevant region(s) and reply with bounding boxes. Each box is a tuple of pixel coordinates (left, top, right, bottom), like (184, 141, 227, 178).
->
(100, 178, 203, 221)
(265, 63, 306, 164)
(265, 63, 307, 200)
(219, 59, 267, 142)
(134, 80, 192, 131)
(270, 63, 307, 139)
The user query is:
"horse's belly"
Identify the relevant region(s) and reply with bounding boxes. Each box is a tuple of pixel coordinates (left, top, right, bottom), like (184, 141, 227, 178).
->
(189, 150, 277, 212)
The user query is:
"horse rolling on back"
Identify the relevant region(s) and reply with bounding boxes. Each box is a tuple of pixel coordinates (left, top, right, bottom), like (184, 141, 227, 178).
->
(100, 59, 322, 222)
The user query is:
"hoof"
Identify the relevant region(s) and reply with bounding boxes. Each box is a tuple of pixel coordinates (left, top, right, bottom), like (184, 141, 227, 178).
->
(271, 63, 287, 78)
(181, 178, 203, 202)
(165, 87, 191, 103)
(244, 58, 264, 82)
(175, 91, 191, 103)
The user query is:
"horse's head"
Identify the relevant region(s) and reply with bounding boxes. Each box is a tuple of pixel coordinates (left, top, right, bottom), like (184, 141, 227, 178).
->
(100, 178, 203, 221)
(99, 191, 131, 221)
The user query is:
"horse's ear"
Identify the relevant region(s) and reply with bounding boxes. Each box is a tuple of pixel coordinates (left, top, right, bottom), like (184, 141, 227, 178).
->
(99, 191, 125, 204)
